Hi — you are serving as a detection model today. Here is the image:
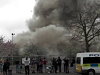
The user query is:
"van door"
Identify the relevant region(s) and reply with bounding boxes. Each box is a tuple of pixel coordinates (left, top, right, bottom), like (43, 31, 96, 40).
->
(76, 57, 82, 73)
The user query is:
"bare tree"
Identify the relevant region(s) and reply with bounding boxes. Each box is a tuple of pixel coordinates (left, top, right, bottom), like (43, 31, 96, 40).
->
(23, 43, 47, 56)
(0, 37, 17, 57)
(76, 9, 100, 52)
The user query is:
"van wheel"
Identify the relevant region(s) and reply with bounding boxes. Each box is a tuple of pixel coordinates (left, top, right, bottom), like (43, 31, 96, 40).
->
(88, 70, 95, 75)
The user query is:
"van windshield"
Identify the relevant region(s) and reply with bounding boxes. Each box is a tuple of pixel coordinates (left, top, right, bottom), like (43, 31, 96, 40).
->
(76, 57, 81, 64)
(83, 57, 100, 64)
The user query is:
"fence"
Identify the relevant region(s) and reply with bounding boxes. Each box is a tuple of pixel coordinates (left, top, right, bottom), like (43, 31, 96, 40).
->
(0, 55, 74, 65)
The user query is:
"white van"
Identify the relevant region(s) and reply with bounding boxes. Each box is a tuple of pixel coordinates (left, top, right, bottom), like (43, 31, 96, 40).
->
(76, 52, 100, 75)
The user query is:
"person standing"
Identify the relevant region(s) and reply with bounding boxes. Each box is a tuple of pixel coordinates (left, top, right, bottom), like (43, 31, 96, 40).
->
(3, 59, 10, 75)
(31, 58, 36, 73)
(36, 57, 40, 73)
(43, 57, 47, 73)
(0, 60, 3, 73)
(38, 58, 43, 73)
(52, 58, 57, 73)
(70, 57, 75, 67)
(23, 57, 30, 75)
(15, 61, 20, 73)
(63, 57, 69, 73)
(57, 57, 62, 73)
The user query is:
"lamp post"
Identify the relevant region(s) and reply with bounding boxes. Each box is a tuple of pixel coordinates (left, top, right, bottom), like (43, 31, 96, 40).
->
(11, 33, 15, 65)
(12, 33, 15, 43)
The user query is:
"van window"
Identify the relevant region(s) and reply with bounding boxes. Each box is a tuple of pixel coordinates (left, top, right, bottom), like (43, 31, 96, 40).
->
(76, 57, 81, 64)
(83, 57, 100, 64)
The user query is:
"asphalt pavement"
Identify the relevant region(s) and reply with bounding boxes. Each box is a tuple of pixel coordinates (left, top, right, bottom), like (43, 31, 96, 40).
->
(0, 65, 81, 75)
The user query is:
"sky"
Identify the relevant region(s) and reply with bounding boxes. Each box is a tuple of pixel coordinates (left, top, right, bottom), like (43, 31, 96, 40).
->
(0, 0, 36, 41)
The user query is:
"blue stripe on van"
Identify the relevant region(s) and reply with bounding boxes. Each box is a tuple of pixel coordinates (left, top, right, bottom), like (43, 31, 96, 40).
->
(91, 64, 98, 67)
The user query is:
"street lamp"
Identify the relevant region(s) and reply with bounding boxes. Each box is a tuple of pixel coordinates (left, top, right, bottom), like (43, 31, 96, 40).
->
(12, 33, 15, 43)
(11, 33, 15, 65)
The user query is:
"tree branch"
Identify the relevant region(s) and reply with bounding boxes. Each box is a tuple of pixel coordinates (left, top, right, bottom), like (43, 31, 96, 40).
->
(79, 13, 84, 28)
(88, 29, 100, 42)
(87, 14, 98, 35)
(76, 25, 83, 29)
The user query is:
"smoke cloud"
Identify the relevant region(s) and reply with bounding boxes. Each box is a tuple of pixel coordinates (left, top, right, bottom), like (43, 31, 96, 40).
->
(15, 25, 66, 46)
(27, 0, 79, 31)
(15, 0, 97, 55)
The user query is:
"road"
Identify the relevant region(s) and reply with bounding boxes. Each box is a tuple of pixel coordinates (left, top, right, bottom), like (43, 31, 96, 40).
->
(11, 73, 80, 75)
(0, 66, 99, 75)
(0, 66, 81, 75)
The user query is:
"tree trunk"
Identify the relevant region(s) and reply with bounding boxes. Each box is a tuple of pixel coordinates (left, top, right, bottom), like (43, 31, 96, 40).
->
(85, 36, 90, 52)
(86, 41, 90, 52)
(84, 28, 90, 52)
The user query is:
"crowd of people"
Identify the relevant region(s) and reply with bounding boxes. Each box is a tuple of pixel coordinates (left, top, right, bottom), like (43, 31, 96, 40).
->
(21, 56, 75, 75)
(0, 56, 75, 75)
(0, 59, 10, 75)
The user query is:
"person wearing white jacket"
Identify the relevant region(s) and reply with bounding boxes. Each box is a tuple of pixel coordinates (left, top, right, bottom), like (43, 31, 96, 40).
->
(23, 57, 30, 75)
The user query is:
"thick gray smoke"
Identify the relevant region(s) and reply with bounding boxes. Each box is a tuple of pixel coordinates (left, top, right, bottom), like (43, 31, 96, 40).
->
(15, 0, 97, 55)
(15, 25, 66, 47)
(28, 0, 78, 31)
(15, 25, 66, 55)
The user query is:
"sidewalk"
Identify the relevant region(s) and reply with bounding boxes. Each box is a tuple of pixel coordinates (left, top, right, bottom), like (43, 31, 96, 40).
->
(0, 65, 77, 75)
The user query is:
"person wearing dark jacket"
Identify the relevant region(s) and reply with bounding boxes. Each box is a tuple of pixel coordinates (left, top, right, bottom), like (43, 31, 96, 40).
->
(52, 58, 58, 73)
(63, 57, 69, 73)
(3, 59, 10, 75)
(15, 61, 20, 73)
(57, 57, 62, 73)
